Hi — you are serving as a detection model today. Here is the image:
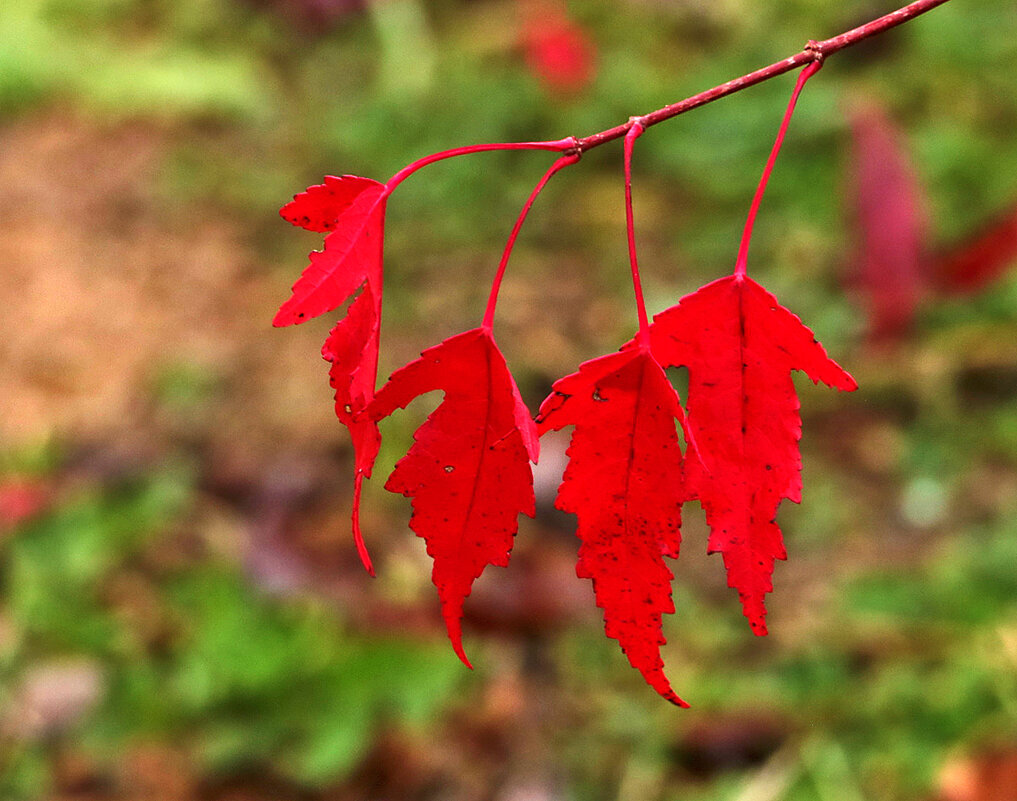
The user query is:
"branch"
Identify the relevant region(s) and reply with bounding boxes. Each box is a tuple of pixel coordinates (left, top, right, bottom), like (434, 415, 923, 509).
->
(375, 1, 951, 188)
(573, 0, 953, 153)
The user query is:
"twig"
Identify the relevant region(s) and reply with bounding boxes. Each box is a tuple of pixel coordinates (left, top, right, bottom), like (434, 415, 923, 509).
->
(381, 1, 953, 185)
(573, 0, 953, 153)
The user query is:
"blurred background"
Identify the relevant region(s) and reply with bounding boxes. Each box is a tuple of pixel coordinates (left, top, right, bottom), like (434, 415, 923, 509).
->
(2, 1, 1017, 799)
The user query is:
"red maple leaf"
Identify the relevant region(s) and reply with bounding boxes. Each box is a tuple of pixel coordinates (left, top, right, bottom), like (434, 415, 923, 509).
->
(365, 327, 538, 667)
(536, 346, 691, 706)
(275, 175, 389, 573)
(649, 275, 857, 634)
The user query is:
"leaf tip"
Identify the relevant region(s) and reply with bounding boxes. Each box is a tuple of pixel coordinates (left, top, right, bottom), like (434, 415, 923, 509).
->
(647, 671, 688, 707)
(442, 609, 474, 669)
(451, 633, 474, 670)
(272, 304, 304, 328)
(668, 693, 691, 709)
(271, 310, 290, 328)
(646, 667, 688, 707)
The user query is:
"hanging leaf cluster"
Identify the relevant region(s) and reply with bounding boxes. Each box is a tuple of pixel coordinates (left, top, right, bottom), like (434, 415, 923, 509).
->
(274, 58, 863, 706)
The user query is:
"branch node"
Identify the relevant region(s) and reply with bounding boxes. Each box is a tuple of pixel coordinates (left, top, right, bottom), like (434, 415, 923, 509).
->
(804, 40, 826, 63)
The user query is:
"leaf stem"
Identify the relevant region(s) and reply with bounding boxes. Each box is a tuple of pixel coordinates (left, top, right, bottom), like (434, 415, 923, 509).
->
(573, 0, 952, 154)
(623, 120, 650, 349)
(482, 152, 581, 332)
(385, 139, 576, 193)
(351, 473, 374, 576)
(734, 60, 822, 279)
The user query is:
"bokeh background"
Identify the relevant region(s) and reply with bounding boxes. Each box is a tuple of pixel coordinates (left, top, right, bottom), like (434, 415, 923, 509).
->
(3, 1, 1017, 799)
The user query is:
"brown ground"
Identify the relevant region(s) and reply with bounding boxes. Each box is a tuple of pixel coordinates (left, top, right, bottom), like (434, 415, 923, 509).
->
(0, 112, 341, 464)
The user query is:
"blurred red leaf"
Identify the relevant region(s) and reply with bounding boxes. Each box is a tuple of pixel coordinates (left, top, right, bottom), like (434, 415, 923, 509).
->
(934, 205, 1017, 294)
(848, 102, 929, 343)
(536, 346, 690, 706)
(649, 275, 856, 634)
(520, 1, 596, 95)
(938, 748, 1017, 801)
(366, 327, 537, 667)
(0, 478, 49, 534)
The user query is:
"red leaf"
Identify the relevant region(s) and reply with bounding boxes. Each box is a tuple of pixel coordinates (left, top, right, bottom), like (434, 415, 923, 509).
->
(0, 478, 49, 536)
(274, 176, 386, 327)
(649, 275, 857, 634)
(276, 175, 388, 573)
(521, 2, 596, 95)
(848, 103, 929, 343)
(365, 327, 538, 667)
(935, 204, 1017, 294)
(536, 347, 690, 706)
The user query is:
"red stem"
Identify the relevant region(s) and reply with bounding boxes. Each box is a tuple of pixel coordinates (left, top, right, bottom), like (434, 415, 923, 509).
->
(386, 139, 576, 192)
(483, 152, 581, 331)
(573, 0, 952, 153)
(351, 473, 374, 576)
(734, 60, 822, 279)
(623, 121, 650, 348)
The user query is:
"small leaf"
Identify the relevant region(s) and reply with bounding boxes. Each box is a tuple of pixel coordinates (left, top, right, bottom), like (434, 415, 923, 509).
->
(365, 327, 537, 667)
